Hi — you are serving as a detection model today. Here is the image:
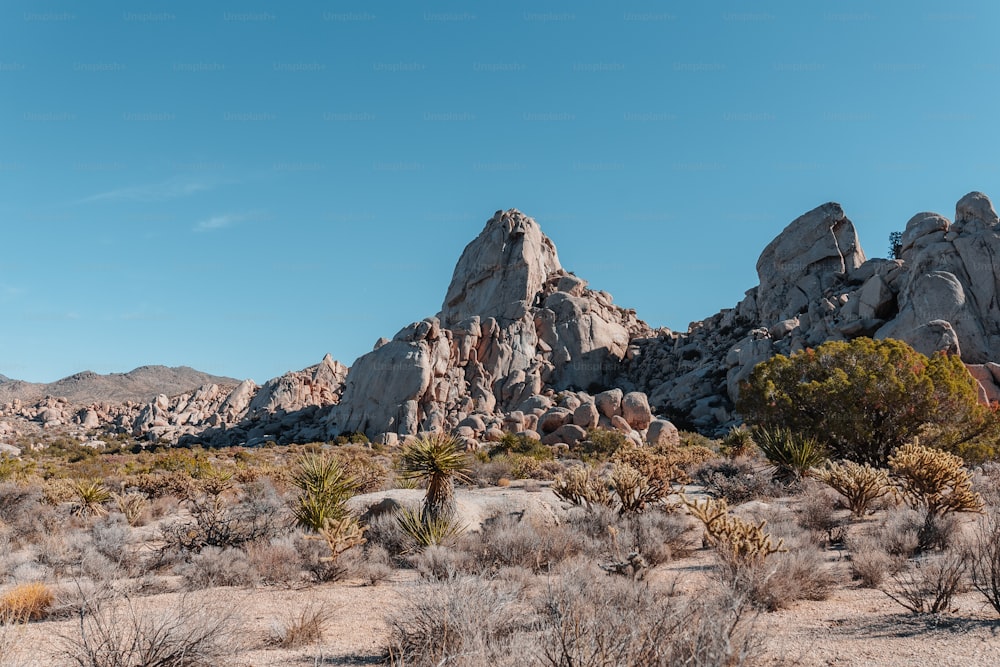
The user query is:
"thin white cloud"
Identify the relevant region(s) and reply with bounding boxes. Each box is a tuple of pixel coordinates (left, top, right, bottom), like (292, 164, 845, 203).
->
(194, 212, 242, 233)
(81, 177, 212, 203)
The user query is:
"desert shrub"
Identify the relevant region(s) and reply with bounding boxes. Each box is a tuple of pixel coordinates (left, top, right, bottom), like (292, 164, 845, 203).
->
(694, 459, 781, 504)
(738, 337, 996, 465)
(581, 428, 629, 459)
(871, 507, 923, 558)
(470, 458, 515, 487)
(882, 550, 968, 614)
(0, 582, 53, 623)
(161, 480, 288, 555)
(355, 545, 395, 586)
(60, 591, 240, 666)
(847, 535, 903, 588)
(552, 464, 612, 509)
(246, 537, 303, 587)
(816, 459, 891, 517)
(0, 483, 51, 547)
(889, 441, 983, 551)
(968, 507, 1000, 614)
(617, 509, 694, 565)
(270, 602, 333, 648)
(386, 576, 528, 667)
(410, 545, 473, 581)
(175, 546, 257, 590)
(90, 514, 134, 571)
(968, 508, 1000, 616)
(364, 511, 411, 559)
(682, 496, 785, 564)
(752, 427, 826, 482)
(488, 433, 552, 461)
(535, 560, 760, 666)
(333, 445, 389, 494)
(717, 545, 837, 612)
(794, 483, 847, 544)
(462, 512, 584, 574)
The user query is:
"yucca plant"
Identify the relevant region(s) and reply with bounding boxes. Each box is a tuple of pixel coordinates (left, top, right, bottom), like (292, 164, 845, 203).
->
(395, 506, 465, 550)
(399, 434, 470, 523)
(723, 426, 756, 459)
(752, 426, 827, 483)
(291, 453, 357, 532)
(70, 479, 111, 517)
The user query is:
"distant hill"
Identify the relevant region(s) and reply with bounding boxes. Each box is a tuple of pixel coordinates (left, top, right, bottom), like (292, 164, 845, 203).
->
(0, 366, 240, 405)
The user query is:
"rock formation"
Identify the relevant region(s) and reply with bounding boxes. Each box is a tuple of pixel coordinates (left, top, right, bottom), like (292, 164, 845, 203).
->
(7, 194, 1000, 449)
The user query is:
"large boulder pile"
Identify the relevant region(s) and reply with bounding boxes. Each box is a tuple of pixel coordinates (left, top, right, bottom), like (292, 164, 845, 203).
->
(13, 193, 1000, 447)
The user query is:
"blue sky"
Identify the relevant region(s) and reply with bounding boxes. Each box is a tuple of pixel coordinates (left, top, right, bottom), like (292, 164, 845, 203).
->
(1, 1, 998, 383)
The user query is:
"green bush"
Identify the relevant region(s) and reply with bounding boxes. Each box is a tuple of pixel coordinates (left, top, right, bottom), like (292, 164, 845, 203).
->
(738, 337, 996, 465)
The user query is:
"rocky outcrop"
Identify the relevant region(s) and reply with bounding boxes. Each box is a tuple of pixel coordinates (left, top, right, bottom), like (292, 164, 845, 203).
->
(12, 194, 1000, 447)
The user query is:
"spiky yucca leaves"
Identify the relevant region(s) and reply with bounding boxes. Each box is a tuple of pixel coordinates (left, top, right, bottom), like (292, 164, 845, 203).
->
(291, 453, 358, 532)
(681, 494, 785, 564)
(723, 426, 757, 459)
(112, 491, 148, 526)
(816, 460, 891, 517)
(400, 434, 470, 524)
(395, 506, 466, 551)
(753, 427, 827, 483)
(553, 465, 612, 509)
(889, 442, 983, 518)
(70, 479, 111, 517)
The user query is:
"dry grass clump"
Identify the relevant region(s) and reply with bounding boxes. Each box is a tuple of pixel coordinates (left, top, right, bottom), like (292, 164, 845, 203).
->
(0, 582, 53, 623)
(271, 602, 334, 648)
(846, 535, 903, 588)
(175, 546, 259, 590)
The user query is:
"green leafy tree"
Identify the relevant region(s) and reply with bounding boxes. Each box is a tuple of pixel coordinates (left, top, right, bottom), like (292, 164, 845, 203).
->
(737, 337, 996, 465)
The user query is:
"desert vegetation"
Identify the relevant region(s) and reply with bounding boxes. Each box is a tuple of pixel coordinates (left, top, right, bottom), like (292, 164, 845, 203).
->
(1, 344, 1000, 665)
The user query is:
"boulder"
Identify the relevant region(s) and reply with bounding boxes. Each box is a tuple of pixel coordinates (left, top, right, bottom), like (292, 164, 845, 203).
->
(621, 392, 652, 430)
(595, 388, 623, 419)
(646, 419, 680, 448)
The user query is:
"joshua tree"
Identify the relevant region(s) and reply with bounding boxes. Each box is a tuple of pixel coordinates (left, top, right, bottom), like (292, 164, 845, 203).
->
(400, 433, 470, 523)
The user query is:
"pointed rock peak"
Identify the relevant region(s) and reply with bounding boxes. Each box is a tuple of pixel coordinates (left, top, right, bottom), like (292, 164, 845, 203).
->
(440, 209, 562, 328)
(755, 202, 866, 324)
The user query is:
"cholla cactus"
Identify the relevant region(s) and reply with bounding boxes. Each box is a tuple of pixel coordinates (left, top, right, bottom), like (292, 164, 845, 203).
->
(312, 517, 367, 563)
(553, 465, 613, 509)
(610, 462, 667, 514)
(888, 442, 983, 518)
(816, 460, 891, 517)
(681, 495, 785, 564)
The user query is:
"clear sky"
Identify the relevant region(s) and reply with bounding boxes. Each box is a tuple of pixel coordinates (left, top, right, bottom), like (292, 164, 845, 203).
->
(1, 1, 998, 383)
